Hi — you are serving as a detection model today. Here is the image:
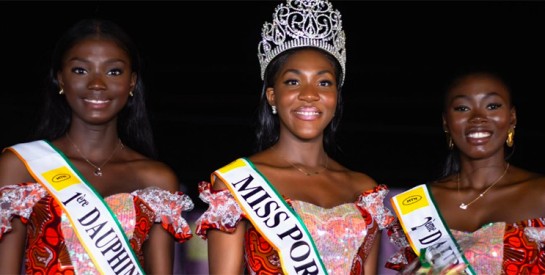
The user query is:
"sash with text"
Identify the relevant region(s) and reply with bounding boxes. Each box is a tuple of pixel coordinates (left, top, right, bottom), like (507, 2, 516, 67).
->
(391, 184, 475, 275)
(9, 140, 144, 275)
(215, 158, 328, 275)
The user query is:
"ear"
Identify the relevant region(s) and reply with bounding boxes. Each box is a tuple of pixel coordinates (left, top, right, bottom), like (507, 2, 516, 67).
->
(510, 106, 517, 128)
(130, 72, 137, 92)
(442, 114, 448, 132)
(266, 87, 275, 106)
(57, 71, 64, 90)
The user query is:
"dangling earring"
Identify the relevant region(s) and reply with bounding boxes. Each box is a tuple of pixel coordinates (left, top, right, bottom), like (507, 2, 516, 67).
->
(59, 89, 64, 95)
(129, 91, 134, 97)
(271, 105, 277, 115)
(445, 130, 454, 150)
(506, 127, 515, 147)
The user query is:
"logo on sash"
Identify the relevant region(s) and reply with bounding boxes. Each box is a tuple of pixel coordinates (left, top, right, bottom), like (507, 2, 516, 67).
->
(9, 140, 145, 275)
(391, 185, 475, 275)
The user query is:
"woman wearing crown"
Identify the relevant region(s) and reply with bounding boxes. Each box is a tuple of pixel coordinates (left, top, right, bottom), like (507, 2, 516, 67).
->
(194, 0, 396, 274)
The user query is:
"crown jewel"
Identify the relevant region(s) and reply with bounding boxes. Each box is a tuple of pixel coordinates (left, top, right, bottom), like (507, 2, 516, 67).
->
(258, 0, 346, 84)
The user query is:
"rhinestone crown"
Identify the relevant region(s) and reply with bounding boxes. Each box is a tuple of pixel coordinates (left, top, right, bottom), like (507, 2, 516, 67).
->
(257, 0, 347, 84)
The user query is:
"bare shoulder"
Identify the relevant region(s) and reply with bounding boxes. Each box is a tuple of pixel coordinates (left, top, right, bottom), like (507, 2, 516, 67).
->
(0, 149, 34, 187)
(521, 169, 545, 197)
(330, 161, 378, 195)
(131, 157, 179, 193)
(347, 169, 378, 193)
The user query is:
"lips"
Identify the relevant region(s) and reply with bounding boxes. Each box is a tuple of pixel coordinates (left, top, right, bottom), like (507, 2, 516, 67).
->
(467, 131, 491, 138)
(465, 130, 492, 145)
(84, 98, 110, 109)
(84, 98, 110, 104)
(293, 107, 321, 120)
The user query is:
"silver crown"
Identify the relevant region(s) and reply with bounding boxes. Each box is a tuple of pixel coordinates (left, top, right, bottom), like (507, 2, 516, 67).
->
(258, 0, 346, 84)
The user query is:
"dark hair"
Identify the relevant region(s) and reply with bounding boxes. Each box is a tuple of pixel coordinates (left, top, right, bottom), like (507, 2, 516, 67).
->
(32, 18, 157, 158)
(255, 47, 344, 154)
(440, 69, 514, 177)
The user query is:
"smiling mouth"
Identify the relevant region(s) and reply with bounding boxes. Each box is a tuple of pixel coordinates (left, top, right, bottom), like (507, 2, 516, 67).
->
(467, 132, 491, 138)
(295, 111, 320, 116)
(84, 98, 110, 104)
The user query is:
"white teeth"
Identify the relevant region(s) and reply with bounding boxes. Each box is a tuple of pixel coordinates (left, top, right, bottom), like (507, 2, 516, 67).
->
(85, 99, 109, 104)
(468, 132, 490, 138)
(296, 111, 319, 116)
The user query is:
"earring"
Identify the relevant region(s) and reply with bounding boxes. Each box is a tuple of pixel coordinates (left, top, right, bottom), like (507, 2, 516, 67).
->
(506, 127, 515, 147)
(129, 91, 134, 97)
(271, 105, 277, 114)
(59, 89, 64, 95)
(445, 131, 454, 150)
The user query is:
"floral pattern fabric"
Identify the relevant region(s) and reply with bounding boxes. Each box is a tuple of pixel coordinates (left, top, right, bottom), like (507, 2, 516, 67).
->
(387, 213, 545, 274)
(196, 181, 394, 275)
(0, 183, 194, 274)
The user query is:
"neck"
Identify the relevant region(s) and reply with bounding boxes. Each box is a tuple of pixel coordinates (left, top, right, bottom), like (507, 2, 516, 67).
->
(458, 162, 510, 189)
(272, 142, 327, 167)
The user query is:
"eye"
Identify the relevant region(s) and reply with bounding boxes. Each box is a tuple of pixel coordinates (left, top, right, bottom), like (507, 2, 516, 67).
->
(107, 68, 123, 76)
(71, 67, 87, 75)
(319, 80, 333, 87)
(487, 103, 502, 110)
(284, 79, 299, 86)
(453, 105, 469, 112)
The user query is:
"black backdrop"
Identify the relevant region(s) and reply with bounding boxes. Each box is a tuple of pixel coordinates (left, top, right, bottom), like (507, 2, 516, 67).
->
(2, 1, 545, 208)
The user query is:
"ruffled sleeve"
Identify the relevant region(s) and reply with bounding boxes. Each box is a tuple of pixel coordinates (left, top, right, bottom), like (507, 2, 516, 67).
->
(195, 181, 244, 240)
(384, 219, 418, 271)
(356, 184, 417, 271)
(356, 184, 395, 230)
(132, 187, 194, 242)
(0, 183, 47, 239)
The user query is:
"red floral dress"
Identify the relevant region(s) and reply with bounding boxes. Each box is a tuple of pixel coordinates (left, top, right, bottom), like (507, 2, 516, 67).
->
(0, 183, 194, 274)
(387, 215, 545, 274)
(195, 181, 395, 274)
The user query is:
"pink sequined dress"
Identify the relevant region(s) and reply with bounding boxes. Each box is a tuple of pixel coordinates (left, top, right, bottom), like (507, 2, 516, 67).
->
(0, 183, 194, 274)
(195, 168, 395, 274)
(386, 191, 545, 274)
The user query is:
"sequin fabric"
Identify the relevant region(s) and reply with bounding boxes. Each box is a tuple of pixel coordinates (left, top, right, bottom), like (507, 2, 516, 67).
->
(451, 222, 505, 274)
(388, 216, 545, 274)
(0, 183, 194, 274)
(196, 181, 394, 274)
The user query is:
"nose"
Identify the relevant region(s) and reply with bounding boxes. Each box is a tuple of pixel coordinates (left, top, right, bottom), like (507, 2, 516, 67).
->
(469, 110, 488, 124)
(297, 85, 319, 102)
(87, 73, 106, 91)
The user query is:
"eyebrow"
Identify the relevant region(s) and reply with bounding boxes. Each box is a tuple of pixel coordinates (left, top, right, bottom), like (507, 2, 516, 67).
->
(451, 91, 503, 101)
(66, 57, 129, 64)
(282, 68, 334, 76)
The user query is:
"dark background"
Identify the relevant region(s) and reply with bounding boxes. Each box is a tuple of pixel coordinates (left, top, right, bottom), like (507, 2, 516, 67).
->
(2, 1, 545, 208)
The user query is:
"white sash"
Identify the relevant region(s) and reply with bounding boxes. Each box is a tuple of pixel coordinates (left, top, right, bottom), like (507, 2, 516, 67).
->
(214, 158, 328, 275)
(391, 184, 475, 275)
(9, 140, 144, 275)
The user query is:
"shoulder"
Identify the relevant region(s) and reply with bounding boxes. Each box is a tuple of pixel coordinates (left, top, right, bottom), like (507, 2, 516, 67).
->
(350, 170, 378, 193)
(209, 157, 249, 191)
(329, 161, 378, 195)
(0, 146, 34, 187)
(518, 168, 545, 198)
(130, 157, 179, 193)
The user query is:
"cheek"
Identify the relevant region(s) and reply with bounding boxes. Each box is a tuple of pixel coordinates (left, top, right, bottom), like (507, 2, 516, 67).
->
(324, 93, 338, 108)
(445, 114, 465, 133)
(109, 79, 133, 94)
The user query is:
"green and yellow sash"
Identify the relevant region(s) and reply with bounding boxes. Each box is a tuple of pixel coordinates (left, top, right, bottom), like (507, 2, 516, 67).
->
(9, 140, 144, 275)
(214, 158, 328, 275)
(391, 184, 475, 275)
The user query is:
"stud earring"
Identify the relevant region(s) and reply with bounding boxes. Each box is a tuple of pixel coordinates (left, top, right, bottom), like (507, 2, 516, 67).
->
(129, 91, 134, 97)
(59, 89, 64, 95)
(271, 105, 277, 114)
(506, 127, 515, 147)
